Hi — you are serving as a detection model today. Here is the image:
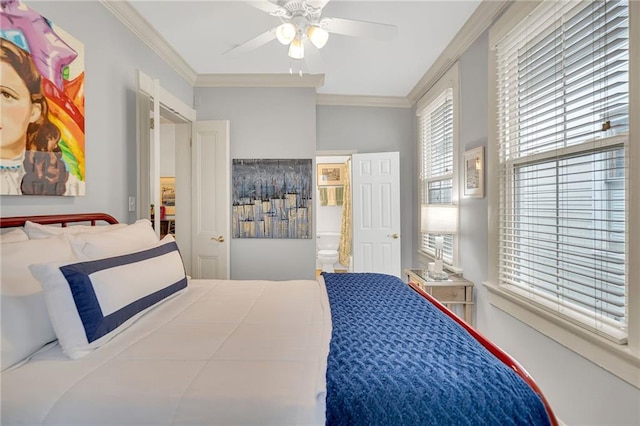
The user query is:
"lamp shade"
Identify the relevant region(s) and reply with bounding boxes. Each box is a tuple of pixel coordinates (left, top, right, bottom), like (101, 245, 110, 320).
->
(421, 204, 458, 234)
(288, 37, 304, 59)
(276, 23, 296, 45)
(307, 25, 329, 49)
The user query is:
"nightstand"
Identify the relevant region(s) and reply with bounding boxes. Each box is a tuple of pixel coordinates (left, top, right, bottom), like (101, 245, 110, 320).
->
(404, 268, 474, 325)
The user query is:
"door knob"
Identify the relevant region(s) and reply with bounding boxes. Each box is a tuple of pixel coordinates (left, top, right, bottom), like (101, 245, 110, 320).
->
(388, 233, 399, 239)
(211, 236, 225, 243)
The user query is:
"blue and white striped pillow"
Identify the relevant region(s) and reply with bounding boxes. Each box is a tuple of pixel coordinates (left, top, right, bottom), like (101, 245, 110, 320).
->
(30, 235, 187, 359)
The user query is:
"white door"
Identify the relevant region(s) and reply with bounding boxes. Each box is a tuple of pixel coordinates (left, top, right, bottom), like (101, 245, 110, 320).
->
(352, 152, 401, 277)
(191, 120, 230, 279)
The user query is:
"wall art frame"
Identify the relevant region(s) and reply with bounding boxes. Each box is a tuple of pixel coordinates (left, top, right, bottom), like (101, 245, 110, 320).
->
(160, 177, 175, 216)
(317, 163, 345, 187)
(0, 0, 85, 196)
(232, 158, 312, 239)
(464, 146, 484, 198)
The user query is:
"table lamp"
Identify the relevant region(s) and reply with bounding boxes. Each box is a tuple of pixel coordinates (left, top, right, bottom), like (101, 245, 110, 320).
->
(421, 204, 458, 279)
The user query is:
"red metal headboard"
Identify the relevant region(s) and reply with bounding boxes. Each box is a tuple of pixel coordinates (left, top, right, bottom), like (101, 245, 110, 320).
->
(0, 213, 119, 228)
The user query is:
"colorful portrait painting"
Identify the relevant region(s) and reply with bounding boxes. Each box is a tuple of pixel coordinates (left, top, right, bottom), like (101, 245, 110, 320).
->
(1, 0, 85, 196)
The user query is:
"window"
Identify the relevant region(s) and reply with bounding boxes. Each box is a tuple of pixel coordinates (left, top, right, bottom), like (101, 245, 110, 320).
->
(417, 65, 459, 266)
(494, 0, 629, 343)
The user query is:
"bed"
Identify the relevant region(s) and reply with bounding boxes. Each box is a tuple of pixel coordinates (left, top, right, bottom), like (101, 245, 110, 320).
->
(1, 213, 557, 425)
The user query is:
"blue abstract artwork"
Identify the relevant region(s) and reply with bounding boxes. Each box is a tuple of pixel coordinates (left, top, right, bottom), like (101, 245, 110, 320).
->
(232, 159, 312, 239)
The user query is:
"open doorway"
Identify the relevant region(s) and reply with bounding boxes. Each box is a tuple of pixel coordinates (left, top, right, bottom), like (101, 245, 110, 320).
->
(136, 71, 195, 275)
(155, 113, 190, 241)
(315, 151, 402, 278)
(137, 72, 229, 279)
(315, 154, 351, 276)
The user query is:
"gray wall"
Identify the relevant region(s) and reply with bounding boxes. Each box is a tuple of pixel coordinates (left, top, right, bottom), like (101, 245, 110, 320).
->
(456, 32, 640, 425)
(316, 105, 415, 274)
(0, 1, 193, 223)
(458, 32, 489, 291)
(194, 95, 414, 280)
(4, 3, 638, 423)
(194, 87, 317, 280)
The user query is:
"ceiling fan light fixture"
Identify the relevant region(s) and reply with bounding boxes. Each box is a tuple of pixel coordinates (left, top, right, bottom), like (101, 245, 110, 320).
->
(276, 22, 296, 45)
(288, 37, 305, 59)
(307, 25, 329, 49)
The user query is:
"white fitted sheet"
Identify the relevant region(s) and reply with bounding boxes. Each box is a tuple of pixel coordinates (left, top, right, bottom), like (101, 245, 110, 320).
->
(1, 279, 332, 425)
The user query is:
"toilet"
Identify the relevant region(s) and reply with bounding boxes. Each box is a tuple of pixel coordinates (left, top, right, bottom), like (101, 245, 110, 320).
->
(317, 232, 340, 273)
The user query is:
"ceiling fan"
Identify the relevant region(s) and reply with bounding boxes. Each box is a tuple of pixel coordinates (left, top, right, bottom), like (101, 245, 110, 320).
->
(225, 0, 398, 62)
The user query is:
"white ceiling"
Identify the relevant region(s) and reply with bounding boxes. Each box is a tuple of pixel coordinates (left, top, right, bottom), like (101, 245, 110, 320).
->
(120, 0, 482, 98)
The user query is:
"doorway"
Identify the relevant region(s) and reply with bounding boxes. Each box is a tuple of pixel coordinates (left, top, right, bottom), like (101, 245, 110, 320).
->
(315, 154, 351, 274)
(153, 118, 229, 279)
(156, 115, 189, 240)
(315, 151, 402, 277)
(137, 71, 195, 274)
(137, 72, 230, 279)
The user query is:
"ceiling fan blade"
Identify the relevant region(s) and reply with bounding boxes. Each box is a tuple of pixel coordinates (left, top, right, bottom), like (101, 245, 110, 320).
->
(246, 1, 287, 16)
(323, 17, 397, 42)
(224, 28, 277, 56)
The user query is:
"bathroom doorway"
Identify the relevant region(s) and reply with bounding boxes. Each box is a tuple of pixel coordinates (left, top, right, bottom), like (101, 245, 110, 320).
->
(315, 154, 352, 275)
(315, 151, 402, 278)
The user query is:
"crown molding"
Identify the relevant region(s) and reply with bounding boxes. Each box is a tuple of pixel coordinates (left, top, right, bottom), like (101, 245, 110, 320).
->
(195, 73, 325, 89)
(100, 0, 197, 85)
(102, 0, 506, 108)
(316, 94, 411, 108)
(406, 0, 510, 106)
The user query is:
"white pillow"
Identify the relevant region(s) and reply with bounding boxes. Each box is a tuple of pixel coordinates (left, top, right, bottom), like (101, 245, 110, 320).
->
(24, 220, 126, 240)
(29, 235, 187, 359)
(1, 235, 76, 370)
(0, 228, 29, 243)
(68, 219, 158, 259)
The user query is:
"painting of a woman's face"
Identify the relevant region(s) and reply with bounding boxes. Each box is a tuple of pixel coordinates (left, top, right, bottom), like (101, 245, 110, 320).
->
(0, 60, 42, 158)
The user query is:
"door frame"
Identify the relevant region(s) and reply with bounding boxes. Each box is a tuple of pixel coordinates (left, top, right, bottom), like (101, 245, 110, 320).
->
(314, 151, 356, 272)
(136, 70, 197, 274)
(315, 150, 402, 277)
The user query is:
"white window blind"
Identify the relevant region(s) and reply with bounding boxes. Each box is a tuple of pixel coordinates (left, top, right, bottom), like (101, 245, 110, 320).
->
(419, 88, 454, 263)
(495, 0, 629, 342)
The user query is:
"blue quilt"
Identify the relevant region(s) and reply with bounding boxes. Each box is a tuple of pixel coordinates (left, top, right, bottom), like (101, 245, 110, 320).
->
(323, 272, 551, 426)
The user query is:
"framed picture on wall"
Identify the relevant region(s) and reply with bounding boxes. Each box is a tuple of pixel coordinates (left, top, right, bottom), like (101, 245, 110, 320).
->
(317, 163, 345, 186)
(0, 0, 85, 196)
(160, 177, 176, 215)
(464, 146, 484, 198)
(232, 159, 312, 239)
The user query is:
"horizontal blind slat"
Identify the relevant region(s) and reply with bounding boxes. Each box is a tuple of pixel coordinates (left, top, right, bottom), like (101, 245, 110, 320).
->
(494, 0, 629, 335)
(419, 86, 455, 256)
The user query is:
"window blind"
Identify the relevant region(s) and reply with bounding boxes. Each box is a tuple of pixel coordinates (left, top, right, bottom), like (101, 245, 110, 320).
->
(419, 88, 454, 263)
(495, 0, 629, 342)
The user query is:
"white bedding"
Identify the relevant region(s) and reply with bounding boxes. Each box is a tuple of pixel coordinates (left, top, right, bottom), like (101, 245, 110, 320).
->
(1, 278, 332, 425)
